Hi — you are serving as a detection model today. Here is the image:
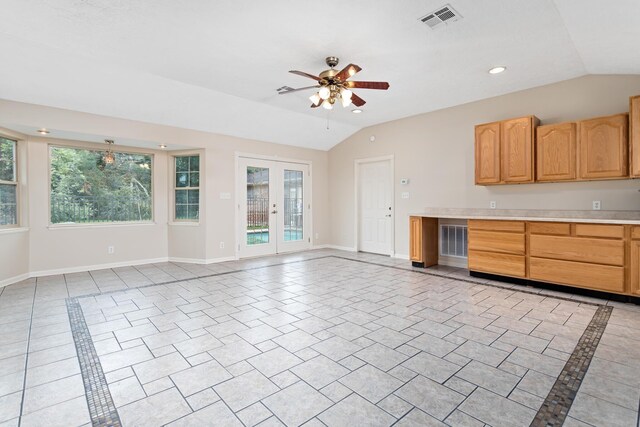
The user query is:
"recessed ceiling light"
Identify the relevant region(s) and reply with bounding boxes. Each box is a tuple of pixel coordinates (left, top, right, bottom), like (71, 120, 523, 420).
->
(351, 109, 363, 114)
(37, 128, 50, 135)
(488, 66, 507, 74)
(159, 144, 167, 149)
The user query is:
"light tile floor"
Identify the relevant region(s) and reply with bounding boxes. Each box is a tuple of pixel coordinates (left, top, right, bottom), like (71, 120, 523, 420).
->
(0, 249, 639, 426)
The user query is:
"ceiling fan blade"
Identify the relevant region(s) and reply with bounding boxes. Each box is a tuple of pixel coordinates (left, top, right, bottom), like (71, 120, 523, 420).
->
(278, 85, 320, 95)
(311, 101, 322, 108)
(289, 70, 322, 82)
(334, 64, 362, 82)
(350, 92, 366, 107)
(344, 81, 389, 90)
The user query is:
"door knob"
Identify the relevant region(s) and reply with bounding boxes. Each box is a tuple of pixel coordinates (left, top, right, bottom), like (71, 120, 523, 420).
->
(271, 210, 278, 214)
(386, 214, 392, 217)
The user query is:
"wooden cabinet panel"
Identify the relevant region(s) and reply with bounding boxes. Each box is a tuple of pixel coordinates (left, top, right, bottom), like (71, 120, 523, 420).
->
(579, 114, 629, 179)
(632, 226, 640, 240)
(530, 257, 625, 293)
(529, 222, 571, 236)
(501, 117, 536, 183)
(530, 235, 624, 266)
(631, 96, 640, 177)
(574, 224, 624, 239)
(475, 122, 501, 184)
(409, 216, 423, 262)
(536, 122, 577, 181)
(468, 230, 525, 255)
(630, 240, 640, 295)
(468, 250, 525, 278)
(468, 220, 525, 233)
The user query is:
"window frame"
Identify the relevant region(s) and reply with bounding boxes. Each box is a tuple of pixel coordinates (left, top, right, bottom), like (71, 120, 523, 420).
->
(172, 153, 201, 224)
(0, 136, 19, 229)
(47, 143, 155, 227)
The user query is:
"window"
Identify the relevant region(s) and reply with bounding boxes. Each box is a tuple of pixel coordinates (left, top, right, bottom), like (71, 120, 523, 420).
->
(50, 146, 153, 224)
(174, 155, 199, 221)
(0, 137, 17, 226)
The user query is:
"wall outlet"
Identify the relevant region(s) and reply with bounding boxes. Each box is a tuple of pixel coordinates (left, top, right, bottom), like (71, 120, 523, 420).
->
(107, 246, 115, 254)
(489, 201, 497, 209)
(592, 200, 601, 210)
(401, 192, 410, 199)
(219, 242, 225, 249)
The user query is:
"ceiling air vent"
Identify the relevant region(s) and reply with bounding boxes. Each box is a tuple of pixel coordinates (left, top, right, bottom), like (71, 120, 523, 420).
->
(420, 4, 462, 29)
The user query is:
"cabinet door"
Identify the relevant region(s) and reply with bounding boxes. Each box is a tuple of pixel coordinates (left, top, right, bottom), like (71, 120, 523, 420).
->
(579, 114, 629, 179)
(631, 96, 640, 177)
(409, 216, 423, 261)
(536, 123, 576, 181)
(475, 122, 501, 184)
(631, 240, 640, 295)
(501, 117, 535, 183)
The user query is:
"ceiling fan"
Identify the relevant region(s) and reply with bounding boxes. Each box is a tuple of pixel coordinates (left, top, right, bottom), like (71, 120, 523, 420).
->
(280, 56, 389, 110)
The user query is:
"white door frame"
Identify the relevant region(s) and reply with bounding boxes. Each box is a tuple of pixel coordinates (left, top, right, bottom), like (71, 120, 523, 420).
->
(354, 155, 395, 256)
(235, 152, 313, 259)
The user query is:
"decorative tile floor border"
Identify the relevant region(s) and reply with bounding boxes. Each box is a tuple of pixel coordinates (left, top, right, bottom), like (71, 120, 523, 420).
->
(64, 255, 614, 427)
(67, 298, 122, 427)
(530, 305, 613, 427)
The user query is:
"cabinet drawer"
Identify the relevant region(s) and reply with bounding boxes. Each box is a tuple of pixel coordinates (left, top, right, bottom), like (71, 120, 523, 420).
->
(530, 235, 624, 266)
(468, 250, 525, 278)
(632, 226, 640, 240)
(575, 224, 624, 239)
(529, 222, 571, 236)
(468, 230, 525, 255)
(530, 257, 625, 293)
(468, 220, 525, 233)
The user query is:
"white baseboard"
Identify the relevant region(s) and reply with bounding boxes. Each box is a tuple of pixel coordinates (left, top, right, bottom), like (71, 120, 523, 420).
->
(0, 273, 30, 288)
(323, 245, 357, 252)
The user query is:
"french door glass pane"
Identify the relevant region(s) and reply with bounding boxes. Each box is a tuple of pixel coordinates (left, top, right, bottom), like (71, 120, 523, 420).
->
(283, 170, 303, 242)
(247, 166, 269, 245)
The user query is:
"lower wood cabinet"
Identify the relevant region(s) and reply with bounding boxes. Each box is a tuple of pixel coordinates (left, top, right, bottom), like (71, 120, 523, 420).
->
(409, 216, 438, 267)
(466, 220, 635, 296)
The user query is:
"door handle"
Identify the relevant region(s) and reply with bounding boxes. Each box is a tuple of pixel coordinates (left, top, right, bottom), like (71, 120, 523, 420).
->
(386, 214, 392, 217)
(271, 210, 278, 214)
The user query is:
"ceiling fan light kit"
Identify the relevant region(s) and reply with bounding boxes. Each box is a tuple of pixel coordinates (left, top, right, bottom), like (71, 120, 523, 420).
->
(282, 56, 389, 110)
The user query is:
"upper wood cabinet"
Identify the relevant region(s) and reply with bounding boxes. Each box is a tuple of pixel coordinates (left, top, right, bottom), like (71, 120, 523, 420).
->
(578, 113, 629, 179)
(474, 122, 501, 184)
(631, 95, 640, 177)
(536, 122, 577, 182)
(475, 116, 538, 185)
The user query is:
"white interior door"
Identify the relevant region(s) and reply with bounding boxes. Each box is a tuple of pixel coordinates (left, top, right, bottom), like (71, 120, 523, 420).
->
(239, 158, 310, 258)
(358, 159, 392, 255)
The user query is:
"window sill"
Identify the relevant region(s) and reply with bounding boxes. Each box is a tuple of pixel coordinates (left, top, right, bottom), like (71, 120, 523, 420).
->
(48, 221, 157, 230)
(0, 227, 29, 235)
(168, 221, 200, 227)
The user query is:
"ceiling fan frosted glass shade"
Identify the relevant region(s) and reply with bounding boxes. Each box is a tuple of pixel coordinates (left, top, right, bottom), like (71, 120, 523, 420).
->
(340, 88, 352, 100)
(341, 96, 352, 108)
(322, 99, 333, 110)
(318, 86, 331, 100)
(309, 93, 321, 105)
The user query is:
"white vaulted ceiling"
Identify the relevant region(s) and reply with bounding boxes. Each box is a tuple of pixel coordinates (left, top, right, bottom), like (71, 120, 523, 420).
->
(0, 0, 639, 150)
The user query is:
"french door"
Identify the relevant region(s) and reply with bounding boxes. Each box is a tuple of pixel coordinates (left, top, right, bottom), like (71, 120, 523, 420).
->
(238, 157, 310, 257)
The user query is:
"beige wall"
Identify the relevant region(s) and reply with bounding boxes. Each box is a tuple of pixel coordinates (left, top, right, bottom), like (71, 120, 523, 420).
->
(0, 99, 330, 283)
(328, 75, 640, 256)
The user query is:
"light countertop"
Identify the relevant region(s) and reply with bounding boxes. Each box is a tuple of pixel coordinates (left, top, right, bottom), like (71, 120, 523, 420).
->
(410, 207, 640, 225)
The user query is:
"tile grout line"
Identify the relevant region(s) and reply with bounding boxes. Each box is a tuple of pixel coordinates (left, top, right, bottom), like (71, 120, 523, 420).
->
(16, 281, 37, 427)
(67, 297, 122, 427)
(530, 304, 613, 427)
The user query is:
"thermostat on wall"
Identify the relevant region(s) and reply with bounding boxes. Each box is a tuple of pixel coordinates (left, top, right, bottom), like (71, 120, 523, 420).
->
(400, 178, 409, 185)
